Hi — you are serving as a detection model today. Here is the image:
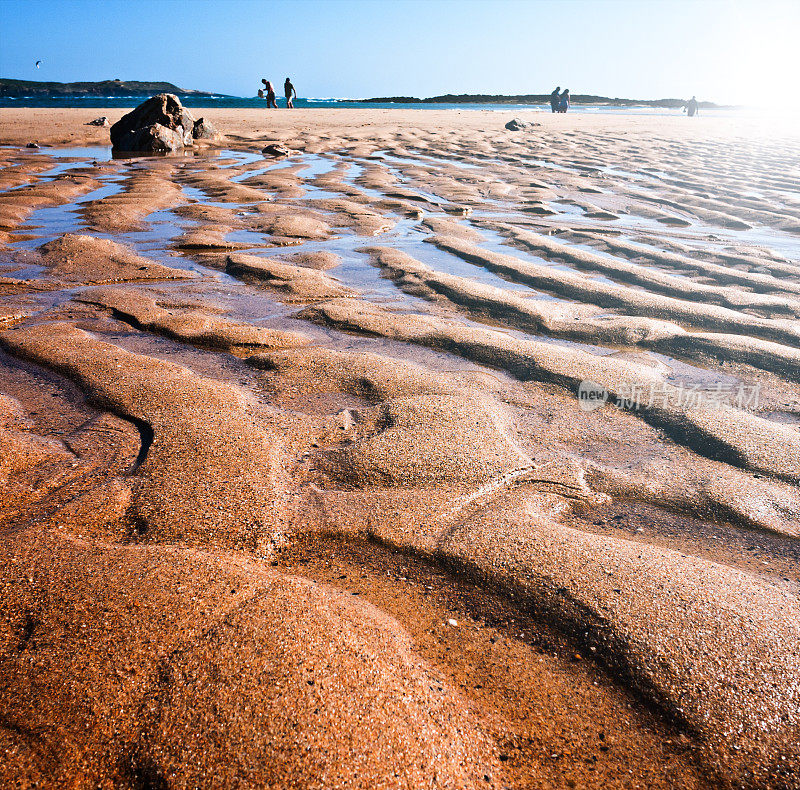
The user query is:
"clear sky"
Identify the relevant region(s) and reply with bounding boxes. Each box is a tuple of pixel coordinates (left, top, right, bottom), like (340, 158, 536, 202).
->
(1, 0, 797, 106)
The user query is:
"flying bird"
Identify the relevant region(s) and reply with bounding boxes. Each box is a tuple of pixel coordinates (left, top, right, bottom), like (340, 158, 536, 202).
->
(35, 60, 42, 68)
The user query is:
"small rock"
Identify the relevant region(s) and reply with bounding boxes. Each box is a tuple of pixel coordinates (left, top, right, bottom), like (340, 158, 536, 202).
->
(262, 143, 291, 157)
(504, 119, 540, 131)
(192, 117, 219, 140)
(336, 408, 357, 432)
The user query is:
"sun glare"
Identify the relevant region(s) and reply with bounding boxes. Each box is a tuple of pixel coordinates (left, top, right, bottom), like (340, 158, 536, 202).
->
(706, 2, 799, 112)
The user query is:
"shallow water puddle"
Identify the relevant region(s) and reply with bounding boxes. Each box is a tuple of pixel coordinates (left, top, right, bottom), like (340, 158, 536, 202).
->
(11, 177, 127, 249)
(472, 226, 623, 290)
(6, 143, 799, 391)
(376, 149, 485, 171)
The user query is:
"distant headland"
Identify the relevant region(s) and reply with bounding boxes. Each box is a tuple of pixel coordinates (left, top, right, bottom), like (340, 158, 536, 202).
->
(0, 78, 223, 98)
(0, 80, 724, 109)
(355, 94, 722, 108)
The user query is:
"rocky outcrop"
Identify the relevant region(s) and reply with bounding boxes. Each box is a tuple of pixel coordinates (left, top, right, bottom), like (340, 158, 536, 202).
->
(110, 93, 197, 152)
(0, 78, 218, 98)
(116, 123, 186, 152)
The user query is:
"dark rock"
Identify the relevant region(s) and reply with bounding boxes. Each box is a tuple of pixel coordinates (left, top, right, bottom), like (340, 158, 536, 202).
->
(192, 117, 219, 140)
(110, 93, 195, 151)
(113, 123, 186, 153)
(506, 118, 541, 131)
(262, 143, 290, 157)
(86, 116, 109, 127)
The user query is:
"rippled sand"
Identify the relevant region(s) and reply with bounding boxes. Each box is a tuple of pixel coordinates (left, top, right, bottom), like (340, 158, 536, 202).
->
(1, 108, 799, 789)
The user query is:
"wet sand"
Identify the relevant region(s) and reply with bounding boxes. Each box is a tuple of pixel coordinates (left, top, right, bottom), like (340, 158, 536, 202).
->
(1, 107, 799, 789)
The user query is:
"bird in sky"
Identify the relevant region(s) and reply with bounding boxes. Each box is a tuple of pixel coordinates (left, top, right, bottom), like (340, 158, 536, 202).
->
(35, 60, 41, 68)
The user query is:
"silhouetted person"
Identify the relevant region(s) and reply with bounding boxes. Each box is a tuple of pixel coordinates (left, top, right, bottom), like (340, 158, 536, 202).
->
(260, 79, 277, 108)
(284, 77, 297, 108)
(558, 88, 570, 113)
(686, 95, 699, 117)
(550, 86, 561, 113)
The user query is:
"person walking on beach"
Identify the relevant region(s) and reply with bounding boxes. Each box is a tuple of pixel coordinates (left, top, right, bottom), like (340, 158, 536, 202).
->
(284, 77, 297, 108)
(550, 86, 561, 113)
(260, 79, 278, 108)
(558, 88, 570, 113)
(685, 95, 699, 117)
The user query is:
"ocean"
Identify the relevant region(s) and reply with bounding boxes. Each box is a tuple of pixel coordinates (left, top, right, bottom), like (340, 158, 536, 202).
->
(0, 95, 739, 116)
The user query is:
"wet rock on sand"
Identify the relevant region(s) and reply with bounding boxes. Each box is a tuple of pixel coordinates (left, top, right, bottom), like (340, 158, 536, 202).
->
(192, 117, 219, 140)
(115, 123, 187, 154)
(262, 143, 291, 157)
(110, 93, 197, 152)
(504, 119, 540, 131)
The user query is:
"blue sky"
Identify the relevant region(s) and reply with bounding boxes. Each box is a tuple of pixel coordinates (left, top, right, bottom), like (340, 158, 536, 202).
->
(1, 0, 797, 105)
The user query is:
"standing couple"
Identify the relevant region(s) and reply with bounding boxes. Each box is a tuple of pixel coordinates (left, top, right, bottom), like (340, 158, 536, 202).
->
(259, 77, 297, 108)
(550, 86, 570, 113)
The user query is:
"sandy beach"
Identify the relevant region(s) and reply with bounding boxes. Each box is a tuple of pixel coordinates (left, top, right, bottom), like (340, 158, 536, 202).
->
(1, 106, 799, 789)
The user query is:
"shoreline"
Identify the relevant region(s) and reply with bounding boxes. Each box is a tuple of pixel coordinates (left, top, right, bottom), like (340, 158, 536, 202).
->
(1, 106, 792, 149)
